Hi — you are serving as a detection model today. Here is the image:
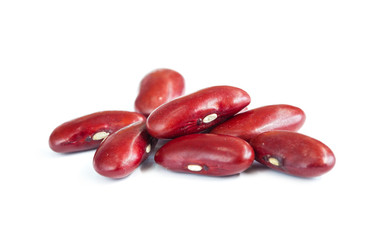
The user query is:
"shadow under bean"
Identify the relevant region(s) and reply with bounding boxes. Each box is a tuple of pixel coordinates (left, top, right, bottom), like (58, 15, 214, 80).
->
(140, 139, 170, 172)
(243, 162, 271, 174)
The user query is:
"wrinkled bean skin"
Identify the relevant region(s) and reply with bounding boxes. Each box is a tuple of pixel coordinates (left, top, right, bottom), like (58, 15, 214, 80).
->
(135, 69, 185, 117)
(211, 104, 305, 141)
(147, 86, 251, 139)
(93, 122, 157, 179)
(155, 133, 255, 176)
(49, 111, 146, 153)
(250, 131, 335, 178)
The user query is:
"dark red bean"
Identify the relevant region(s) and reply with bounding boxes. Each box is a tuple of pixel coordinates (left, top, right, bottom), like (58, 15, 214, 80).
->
(93, 122, 157, 179)
(211, 104, 305, 141)
(155, 133, 255, 176)
(146, 86, 251, 139)
(49, 111, 146, 153)
(250, 131, 335, 178)
(135, 68, 185, 117)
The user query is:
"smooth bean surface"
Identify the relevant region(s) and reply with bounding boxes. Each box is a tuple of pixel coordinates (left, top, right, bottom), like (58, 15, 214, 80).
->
(211, 104, 305, 141)
(49, 111, 146, 153)
(155, 133, 255, 176)
(250, 130, 335, 177)
(93, 122, 157, 178)
(135, 68, 185, 117)
(146, 85, 251, 139)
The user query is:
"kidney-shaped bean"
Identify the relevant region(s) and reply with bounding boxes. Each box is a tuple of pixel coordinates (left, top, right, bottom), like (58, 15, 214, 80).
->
(155, 133, 255, 176)
(250, 130, 335, 178)
(93, 122, 157, 179)
(146, 85, 251, 139)
(211, 104, 305, 141)
(49, 111, 146, 153)
(135, 68, 185, 117)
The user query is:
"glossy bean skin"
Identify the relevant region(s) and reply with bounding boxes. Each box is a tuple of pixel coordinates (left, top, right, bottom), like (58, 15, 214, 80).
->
(155, 133, 255, 176)
(135, 68, 185, 117)
(49, 111, 146, 153)
(250, 131, 335, 178)
(211, 104, 305, 141)
(147, 86, 251, 139)
(93, 122, 157, 179)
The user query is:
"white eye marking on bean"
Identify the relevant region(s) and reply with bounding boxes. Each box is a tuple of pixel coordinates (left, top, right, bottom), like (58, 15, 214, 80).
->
(187, 164, 203, 171)
(92, 131, 110, 141)
(203, 113, 218, 123)
(268, 157, 280, 166)
(146, 144, 151, 153)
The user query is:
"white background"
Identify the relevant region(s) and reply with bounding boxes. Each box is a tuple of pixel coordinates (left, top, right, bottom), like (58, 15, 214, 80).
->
(1, 1, 383, 239)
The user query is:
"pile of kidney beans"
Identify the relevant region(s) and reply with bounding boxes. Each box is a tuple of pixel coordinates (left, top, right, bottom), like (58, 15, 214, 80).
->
(49, 69, 335, 179)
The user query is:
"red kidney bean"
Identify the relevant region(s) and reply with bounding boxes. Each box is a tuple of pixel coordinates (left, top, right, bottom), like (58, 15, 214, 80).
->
(146, 86, 251, 139)
(135, 68, 185, 117)
(210, 104, 305, 141)
(49, 111, 146, 153)
(93, 122, 157, 179)
(155, 133, 255, 176)
(250, 131, 335, 178)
